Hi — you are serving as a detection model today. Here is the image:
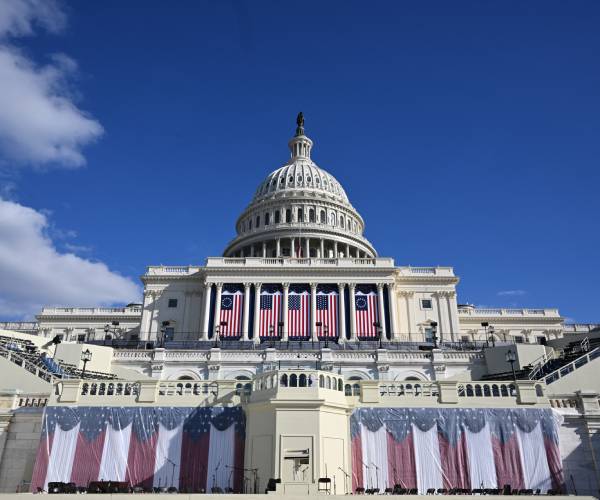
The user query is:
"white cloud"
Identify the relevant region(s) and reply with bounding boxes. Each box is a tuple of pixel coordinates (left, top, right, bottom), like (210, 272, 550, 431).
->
(497, 290, 527, 297)
(0, 0, 65, 38)
(0, 0, 103, 168)
(0, 198, 140, 319)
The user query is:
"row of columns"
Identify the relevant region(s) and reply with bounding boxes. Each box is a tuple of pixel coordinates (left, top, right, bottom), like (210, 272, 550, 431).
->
(232, 237, 371, 259)
(201, 281, 397, 342)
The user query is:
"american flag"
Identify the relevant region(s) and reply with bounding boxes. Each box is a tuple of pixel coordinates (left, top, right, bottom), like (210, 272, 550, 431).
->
(259, 290, 282, 337)
(288, 290, 310, 338)
(355, 290, 379, 338)
(316, 289, 338, 338)
(219, 291, 243, 337)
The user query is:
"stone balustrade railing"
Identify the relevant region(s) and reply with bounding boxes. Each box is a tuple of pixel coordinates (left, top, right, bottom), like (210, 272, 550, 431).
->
(51, 378, 238, 406)
(0, 322, 38, 332)
(458, 307, 561, 318)
(39, 306, 142, 316)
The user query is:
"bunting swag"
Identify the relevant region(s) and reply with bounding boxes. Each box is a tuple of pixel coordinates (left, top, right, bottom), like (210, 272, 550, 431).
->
(350, 408, 564, 494)
(31, 407, 245, 493)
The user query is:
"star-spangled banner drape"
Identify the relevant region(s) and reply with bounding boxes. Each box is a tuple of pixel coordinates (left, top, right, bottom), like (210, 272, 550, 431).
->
(259, 285, 282, 337)
(288, 284, 310, 338)
(31, 406, 245, 493)
(316, 284, 339, 338)
(350, 407, 564, 494)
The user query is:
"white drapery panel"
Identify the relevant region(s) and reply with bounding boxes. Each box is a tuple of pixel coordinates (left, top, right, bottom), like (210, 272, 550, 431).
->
(465, 423, 497, 489)
(413, 424, 443, 494)
(206, 424, 235, 491)
(44, 423, 80, 490)
(360, 424, 389, 491)
(517, 423, 552, 491)
(153, 424, 183, 489)
(98, 423, 132, 482)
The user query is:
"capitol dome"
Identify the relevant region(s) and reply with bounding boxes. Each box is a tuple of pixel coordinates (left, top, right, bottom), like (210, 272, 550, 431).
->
(223, 114, 377, 259)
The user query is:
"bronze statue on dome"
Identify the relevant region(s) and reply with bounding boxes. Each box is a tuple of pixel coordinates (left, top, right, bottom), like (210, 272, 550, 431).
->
(295, 112, 305, 136)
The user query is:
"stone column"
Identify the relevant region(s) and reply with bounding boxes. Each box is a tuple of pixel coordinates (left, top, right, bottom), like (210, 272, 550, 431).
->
(201, 282, 212, 341)
(250, 245, 255, 257)
(214, 283, 223, 337)
(253, 283, 262, 343)
(334, 241, 338, 258)
(242, 283, 251, 341)
(320, 239, 325, 258)
(290, 237, 295, 258)
(262, 242, 267, 258)
(349, 283, 357, 341)
(345, 243, 350, 258)
(446, 291, 459, 342)
(338, 283, 346, 342)
(377, 283, 387, 340)
(282, 283, 290, 340)
(304, 237, 310, 258)
(310, 283, 318, 341)
(388, 283, 399, 341)
(406, 292, 415, 341)
(276, 238, 281, 257)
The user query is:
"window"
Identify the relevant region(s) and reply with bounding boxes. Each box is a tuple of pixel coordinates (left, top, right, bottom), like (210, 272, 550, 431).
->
(255, 215, 260, 227)
(536, 336, 547, 345)
(168, 298, 178, 308)
(320, 210, 326, 223)
(286, 209, 292, 223)
(297, 208, 303, 222)
(461, 335, 470, 343)
(265, 213, 270, 226)
(421, 299, 432, 309)
(77, 334, 86, 343)
(249, 219, 252, 230)
(514, 335, 524, 344)
(275, 211, 280, 224)
(309, 209, 315, 222)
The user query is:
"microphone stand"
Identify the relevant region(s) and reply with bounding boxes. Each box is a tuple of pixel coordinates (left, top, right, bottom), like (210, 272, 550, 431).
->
(338, 467, 350, 495)
(165, 458, 177, 488)
(213, 459, 221, 492)
(371, 462, 380, 492)
(359, 458, 371, 491)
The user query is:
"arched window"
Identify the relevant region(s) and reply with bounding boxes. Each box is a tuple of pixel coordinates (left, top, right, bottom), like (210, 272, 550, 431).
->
(265, 213, 270, 226)
(286, 209, 292, 223)
(326, 376, 331, 389)
(345, 384, 352, 396)
(275, 211, 281, 224)
(309, 209, 315, 222)
(320, 210, 326, 223)
(338, 379, 343, 392)
(249, 219, 252, 230)
(319, 375, 324, 388)
(297, 208, 303, 222)
(352, 384, 361, 396)
(329, 212, 336, 226)
(281, 374, 288, 387)
(341, 217, 345, 228)
(290, 374, 298, 387)
(255, 215, 260, 227)
(299, 374, 307, 387)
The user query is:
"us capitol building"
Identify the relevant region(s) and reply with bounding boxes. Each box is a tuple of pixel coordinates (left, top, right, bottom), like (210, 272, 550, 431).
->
(0, 115, 598, 498)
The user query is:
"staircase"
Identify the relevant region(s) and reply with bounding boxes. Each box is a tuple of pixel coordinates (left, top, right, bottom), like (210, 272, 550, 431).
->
(482, 337, 600, 382)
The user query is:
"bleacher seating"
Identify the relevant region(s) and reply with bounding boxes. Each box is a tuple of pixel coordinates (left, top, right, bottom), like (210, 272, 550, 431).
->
(0, 334, 116, 381)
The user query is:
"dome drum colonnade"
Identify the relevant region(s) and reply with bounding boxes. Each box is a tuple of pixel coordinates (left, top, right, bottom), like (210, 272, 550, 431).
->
(199, 280, 399, 343)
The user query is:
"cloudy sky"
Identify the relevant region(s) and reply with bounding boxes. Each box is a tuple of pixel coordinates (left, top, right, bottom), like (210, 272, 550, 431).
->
(0, 1, 598, 321)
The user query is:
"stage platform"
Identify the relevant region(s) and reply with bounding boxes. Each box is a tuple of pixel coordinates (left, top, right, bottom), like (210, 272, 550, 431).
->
(0, 495, 591, 500)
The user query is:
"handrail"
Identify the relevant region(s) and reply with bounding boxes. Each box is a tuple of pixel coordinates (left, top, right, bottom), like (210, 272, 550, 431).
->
(528, 350, 556, 380)
(543, 346, 600, 385)
(0, 344, 59, 383)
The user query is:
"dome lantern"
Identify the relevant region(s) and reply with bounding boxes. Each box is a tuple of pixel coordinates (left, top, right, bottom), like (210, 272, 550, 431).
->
(288, 112, 313, 160)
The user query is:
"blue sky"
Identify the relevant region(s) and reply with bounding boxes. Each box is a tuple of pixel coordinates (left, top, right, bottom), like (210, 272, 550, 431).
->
(0, 0, 598, 321)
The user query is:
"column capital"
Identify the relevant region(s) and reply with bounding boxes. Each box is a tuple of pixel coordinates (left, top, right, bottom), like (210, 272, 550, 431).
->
(310, 282, 318, 291)
(376, 283, 384, 291)
(243, 282, 252, 289)
(348, 282, 356, 290)
(337, 282, 346, 290)
(282, 282, 290, 290)
(203, 280, 213, 288)
(215, 282, 224, 289)
(398, 290, 414, 298)
(254, 282, 262, 289)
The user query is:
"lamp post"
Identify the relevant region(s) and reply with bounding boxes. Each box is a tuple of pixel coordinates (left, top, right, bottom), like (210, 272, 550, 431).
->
(214, 322, 226, 348)
(505, 349, 517, 384)
(430, 321, 438, 349)
(81, 348, 92, 378)
(488, 325, 496, 347)
(481, 321, 489, 346)
(373, 322, 383, 349)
